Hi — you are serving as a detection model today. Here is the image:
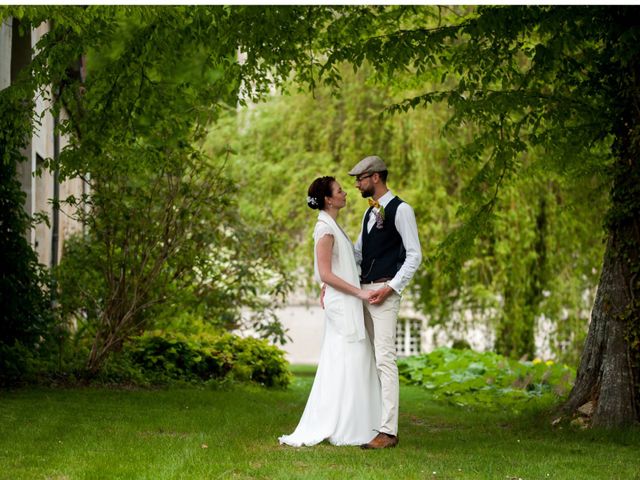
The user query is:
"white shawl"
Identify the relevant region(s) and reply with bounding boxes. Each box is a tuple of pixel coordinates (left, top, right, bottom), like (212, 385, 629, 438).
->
(314, 210, 366, 343)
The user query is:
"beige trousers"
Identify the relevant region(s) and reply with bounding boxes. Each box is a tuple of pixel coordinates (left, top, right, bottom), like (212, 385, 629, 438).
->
(362, 282, 401, 436)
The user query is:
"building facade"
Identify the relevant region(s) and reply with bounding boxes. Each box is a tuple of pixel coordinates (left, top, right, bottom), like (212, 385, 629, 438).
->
(1, 17, 85, 267)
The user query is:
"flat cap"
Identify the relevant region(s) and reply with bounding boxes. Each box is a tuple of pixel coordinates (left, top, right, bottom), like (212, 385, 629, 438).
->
(348, 155, 388, 176)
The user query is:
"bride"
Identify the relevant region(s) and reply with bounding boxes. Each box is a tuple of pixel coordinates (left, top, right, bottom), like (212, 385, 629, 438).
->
(279, 176, 382, 447)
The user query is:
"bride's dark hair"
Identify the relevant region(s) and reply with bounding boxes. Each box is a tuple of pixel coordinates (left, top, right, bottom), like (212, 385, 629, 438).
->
(307, 176, 335, 210)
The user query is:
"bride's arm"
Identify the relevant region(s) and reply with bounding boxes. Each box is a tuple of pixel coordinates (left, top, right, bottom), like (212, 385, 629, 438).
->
(316, 235, 373, 301)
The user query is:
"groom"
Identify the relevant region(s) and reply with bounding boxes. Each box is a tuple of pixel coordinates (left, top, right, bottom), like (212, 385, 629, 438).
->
(349, 155, 422, 449)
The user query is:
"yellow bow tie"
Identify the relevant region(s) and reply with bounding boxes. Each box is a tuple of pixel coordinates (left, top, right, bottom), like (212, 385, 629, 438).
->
(368, 198, 380, 209)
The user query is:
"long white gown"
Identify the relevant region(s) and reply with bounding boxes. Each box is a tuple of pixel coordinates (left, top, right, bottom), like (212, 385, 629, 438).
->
(279, 211, 381, 447)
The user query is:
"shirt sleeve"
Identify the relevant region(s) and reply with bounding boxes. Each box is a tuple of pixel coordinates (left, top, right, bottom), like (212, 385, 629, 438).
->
(353, 212, 366, 267)
(388, 202, 422, 295)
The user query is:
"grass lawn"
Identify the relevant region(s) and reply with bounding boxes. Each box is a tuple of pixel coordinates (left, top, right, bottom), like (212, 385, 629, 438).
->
(1, 365, 639, 480)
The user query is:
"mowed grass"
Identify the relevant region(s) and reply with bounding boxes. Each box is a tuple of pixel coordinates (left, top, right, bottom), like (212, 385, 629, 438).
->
(1, 365, 639, 480)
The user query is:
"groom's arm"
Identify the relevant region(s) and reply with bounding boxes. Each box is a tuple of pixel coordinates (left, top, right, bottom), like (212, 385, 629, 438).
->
(354, 230, 363, 267)
(354, 210, 366, 267)
(388, 202, 422, 294)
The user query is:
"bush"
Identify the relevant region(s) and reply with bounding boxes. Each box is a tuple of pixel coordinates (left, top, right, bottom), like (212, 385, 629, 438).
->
(0, 339, 65, 388)
(398, 347, 576, 411)
(0, 342, 36, 387)
(105, 331, 292, 388)
(0, 94, 56, 387)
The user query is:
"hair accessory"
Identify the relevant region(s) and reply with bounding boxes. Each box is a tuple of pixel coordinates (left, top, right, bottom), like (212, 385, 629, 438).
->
(307, 196, 318, 207)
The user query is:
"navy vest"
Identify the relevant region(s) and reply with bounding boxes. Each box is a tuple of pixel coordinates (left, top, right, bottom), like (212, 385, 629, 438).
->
(361, 196, 405, 283)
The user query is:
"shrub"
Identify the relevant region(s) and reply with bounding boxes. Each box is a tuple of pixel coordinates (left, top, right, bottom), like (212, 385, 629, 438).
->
(0, 93, 56, 387)
(0, 342, 36, 387)
(0, 340, 65, 388)
(398, 347, 575, 411)
(231, 335, 293, 387)
(117, 331, 291, 387)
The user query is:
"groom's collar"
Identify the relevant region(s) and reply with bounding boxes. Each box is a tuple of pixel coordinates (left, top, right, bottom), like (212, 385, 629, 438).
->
(375, 191, 395, 208)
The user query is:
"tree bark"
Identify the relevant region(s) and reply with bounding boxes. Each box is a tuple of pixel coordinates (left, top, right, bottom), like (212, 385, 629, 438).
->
(564, 10, 640, 427)
(563, 235, 638, 427)
(564, 63, 639, 427)
(563, 138, 640, 426)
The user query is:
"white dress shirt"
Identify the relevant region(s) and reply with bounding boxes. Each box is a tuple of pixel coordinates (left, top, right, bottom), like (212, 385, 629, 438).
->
(354, 190, 422, 295)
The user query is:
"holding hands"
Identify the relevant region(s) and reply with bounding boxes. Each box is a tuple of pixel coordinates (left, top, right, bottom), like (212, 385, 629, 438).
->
(358, 285, 394, 305)
(321, 284, 392, 307)
(357, 289, 375, 302)
(367, 285, 394, 305)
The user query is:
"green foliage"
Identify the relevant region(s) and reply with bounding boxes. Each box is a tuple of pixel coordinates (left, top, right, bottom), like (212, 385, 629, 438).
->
(310, 6, 640, 361)
(0, 159, 53, 347)
(5, 6, 636, 403)
(206, 5, 636, 365)
(208, 62, 605, 363)
(3, 6, 322, 373)
(323, 6, 619, 350)
(0, 70, 55, 387)
(54, 235, 104, 327)
(0, 343, 41, 387)
(398, 347, 575, 411)
(55, 184, 291, 358)
(57, 137, 274, 373)
(104, 331, 292, 388)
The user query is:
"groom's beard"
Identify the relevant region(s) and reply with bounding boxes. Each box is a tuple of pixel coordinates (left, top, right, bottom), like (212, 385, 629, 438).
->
(360, 186, 374, 198)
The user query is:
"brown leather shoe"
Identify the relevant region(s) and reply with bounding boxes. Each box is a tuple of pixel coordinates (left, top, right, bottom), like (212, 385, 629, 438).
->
(360, 432, 399, 449)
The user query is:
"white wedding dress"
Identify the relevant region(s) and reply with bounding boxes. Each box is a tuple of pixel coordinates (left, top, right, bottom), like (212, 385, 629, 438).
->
(279, 211, 381, 447)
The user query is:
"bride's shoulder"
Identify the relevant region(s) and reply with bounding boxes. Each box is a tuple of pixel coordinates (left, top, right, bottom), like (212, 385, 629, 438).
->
(313, 220, 334, 240)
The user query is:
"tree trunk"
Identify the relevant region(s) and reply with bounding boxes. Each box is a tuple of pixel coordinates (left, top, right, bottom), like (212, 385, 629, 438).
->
(564, 63, 640, 426)
(563, 234, 638, 427)
(563, 153, 640, 427)
(564, 12, 640, 427)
